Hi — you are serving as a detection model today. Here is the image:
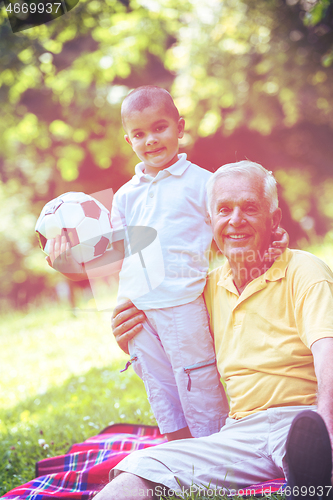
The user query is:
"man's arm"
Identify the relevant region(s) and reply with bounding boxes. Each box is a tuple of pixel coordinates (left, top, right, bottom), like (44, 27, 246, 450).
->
(311, 337, 333, 473)
(111, 301, 146, 354)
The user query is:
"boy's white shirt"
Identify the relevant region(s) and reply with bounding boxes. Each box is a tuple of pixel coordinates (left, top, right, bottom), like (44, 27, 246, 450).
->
(111, 153, 213, 310)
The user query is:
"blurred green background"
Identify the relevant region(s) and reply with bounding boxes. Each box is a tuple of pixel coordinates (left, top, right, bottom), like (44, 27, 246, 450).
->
(1, 1, 333, 493)
(1, 0, 333, 310)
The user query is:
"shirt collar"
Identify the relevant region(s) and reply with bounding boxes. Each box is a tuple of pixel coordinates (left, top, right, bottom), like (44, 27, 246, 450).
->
(217, 248, 292, 294)
(217, 262, 237, 295)
(134, 153, 190, 182)
(264, 248, 292, 282)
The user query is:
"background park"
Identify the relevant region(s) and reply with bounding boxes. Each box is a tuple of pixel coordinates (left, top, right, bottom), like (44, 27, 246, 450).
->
(1, 0, 333, 496)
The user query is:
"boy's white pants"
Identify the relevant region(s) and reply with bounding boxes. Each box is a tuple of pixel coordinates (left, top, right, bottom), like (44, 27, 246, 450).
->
(111, 405, 317, 493)
(127, 295, 229, 437)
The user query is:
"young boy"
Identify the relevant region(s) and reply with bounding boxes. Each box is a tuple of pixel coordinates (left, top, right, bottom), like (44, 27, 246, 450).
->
(111, 86, 229, 441)
(48, 86, 287, 441)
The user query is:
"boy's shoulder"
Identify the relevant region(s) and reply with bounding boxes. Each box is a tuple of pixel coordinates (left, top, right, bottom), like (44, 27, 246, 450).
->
(113, 156, 212, 204)
(113, 174, 140, 200)
(187, 161, 212, 180)
(174, 155, 212, 185)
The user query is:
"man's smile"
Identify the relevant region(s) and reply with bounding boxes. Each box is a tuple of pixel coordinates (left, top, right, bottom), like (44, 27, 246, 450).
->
(226, 234, 251, 240)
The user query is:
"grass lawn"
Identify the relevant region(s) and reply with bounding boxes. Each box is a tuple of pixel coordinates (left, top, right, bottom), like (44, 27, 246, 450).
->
(10, 237, 333, 500)
(0, 300, 286, 500)
(0, 300, 156, 496)
(3, 239, 331, 498)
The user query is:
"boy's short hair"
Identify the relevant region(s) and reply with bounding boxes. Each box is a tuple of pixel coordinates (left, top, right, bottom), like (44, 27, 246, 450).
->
(121, 86, 180, 129)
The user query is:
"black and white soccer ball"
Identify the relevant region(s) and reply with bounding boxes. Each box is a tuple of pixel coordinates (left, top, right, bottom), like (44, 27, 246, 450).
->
(35, 192, 112, 264)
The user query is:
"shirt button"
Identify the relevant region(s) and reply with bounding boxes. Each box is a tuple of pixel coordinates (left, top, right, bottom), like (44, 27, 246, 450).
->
(149, 193, 154, 198)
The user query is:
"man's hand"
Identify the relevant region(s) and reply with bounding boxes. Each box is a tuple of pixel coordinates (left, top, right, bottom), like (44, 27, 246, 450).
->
(264, 226, 289, 262)
(46, 235, 84, 278)
(112, 301, 146, 354)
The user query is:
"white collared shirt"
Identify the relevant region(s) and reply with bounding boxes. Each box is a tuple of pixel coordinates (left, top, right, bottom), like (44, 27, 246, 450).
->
(111, 153, 213, 309)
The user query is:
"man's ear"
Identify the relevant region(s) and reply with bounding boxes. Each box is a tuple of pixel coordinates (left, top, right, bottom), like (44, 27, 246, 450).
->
(178, 117, 185, 139)
(124, 135, 132, 146)
(205, 211, 212, 226)
(272, 207, 282, 232)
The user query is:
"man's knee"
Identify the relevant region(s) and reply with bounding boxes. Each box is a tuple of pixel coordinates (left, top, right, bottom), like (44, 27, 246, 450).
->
(93, 472, 159, 500)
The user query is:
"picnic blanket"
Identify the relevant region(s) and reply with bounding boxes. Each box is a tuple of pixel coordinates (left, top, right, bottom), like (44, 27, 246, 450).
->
(1, 423, 286, 499)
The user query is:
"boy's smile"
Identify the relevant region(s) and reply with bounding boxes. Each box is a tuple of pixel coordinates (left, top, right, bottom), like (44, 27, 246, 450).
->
(124, 104, 185, 177)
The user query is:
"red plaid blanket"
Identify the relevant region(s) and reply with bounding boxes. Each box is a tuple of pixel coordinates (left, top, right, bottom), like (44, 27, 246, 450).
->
(1, 423, 286, 499)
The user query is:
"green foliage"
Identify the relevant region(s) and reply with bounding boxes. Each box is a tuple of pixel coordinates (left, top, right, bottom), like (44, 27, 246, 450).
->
(1, 0, 333, 179)
(304, 0, 331, 27)
(306, 230, 333, 269)
(1, 0, 333, 305)
(168, 0, 333, 138)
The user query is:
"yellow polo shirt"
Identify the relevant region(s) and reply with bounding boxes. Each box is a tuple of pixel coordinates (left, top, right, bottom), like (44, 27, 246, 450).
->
(204, 249, 333, 420)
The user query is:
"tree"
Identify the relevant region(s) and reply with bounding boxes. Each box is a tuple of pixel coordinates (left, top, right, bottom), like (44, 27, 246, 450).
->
(1, 0, 333, 306)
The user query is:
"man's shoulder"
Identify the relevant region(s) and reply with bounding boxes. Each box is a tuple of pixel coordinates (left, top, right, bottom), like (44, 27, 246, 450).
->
(207, 263, 225, 280)
(288, 249, 333, 274)
(205, 261, 228, 293)
(287, 248, 333, 286)
(204, 263, 229, 318)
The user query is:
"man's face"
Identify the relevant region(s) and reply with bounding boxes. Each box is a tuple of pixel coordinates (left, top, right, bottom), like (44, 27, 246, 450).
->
(210, 172, 281, 265)
(124, 104, 185, 176)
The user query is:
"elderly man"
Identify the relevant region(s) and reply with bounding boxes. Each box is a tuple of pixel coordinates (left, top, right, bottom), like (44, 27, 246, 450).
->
(95, 161, 333, 500)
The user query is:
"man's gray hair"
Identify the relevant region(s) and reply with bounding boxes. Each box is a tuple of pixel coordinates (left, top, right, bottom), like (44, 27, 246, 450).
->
(206, 160, 278, 216)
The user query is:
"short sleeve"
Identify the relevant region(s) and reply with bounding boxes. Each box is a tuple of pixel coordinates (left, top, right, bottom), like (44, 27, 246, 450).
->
(295, 280, 333, 348)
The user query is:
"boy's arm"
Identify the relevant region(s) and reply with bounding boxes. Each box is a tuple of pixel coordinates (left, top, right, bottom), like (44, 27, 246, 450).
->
(46, 235, 124, 281)
(264, 226, 289, 262)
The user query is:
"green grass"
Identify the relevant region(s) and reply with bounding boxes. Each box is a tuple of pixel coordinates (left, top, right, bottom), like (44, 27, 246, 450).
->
(2, 243, 331, 497)
(0, 302, 156, 496)
(0, 301, 285, 499)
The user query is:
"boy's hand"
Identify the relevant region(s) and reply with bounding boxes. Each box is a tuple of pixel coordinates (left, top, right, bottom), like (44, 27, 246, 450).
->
(264, 227, 289, 262)
(111, 301, 146, 355)
(46, 235, 83, 275)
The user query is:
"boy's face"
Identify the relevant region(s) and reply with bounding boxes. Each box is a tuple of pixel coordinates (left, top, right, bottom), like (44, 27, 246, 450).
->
(124, 104, 185, 176)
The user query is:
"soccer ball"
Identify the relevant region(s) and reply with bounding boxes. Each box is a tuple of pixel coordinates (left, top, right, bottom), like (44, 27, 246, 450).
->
(35, 192, 112, 264)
